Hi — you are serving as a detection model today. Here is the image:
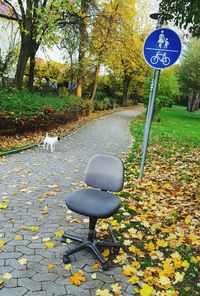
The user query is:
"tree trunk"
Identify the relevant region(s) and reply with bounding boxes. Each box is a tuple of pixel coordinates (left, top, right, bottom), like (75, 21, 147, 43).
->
(27, 51, 36, 92)
(76, 77, 82, 97)
(187, 89, 200, 112)
(90, 62, 100, 101)
(122, 76, 130, 107)
(194, 92, 200, 111)
(14, 44, 29, 91)
(187, 88, 193, 111)
(76, 0, 89, 97)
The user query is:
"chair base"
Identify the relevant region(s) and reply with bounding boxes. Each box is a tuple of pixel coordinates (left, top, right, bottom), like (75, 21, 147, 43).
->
(61, 231, 121, 271)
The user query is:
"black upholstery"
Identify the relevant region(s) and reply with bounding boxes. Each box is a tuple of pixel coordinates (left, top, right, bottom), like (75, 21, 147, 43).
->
(61, 154, 124, 271)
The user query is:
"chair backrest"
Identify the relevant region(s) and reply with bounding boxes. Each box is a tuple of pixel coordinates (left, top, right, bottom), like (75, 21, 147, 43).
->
(84, 154, 124, 192)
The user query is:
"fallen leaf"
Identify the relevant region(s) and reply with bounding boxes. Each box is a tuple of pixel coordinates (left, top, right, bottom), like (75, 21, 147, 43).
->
(139, 284, 154, 296)
(69, 270, 86, 286)
(102, 248, 110, 257)
(15, 234, 23, 240)
(128, 275, 140, 284)
(95, 288, 112, 296)
(111, 283, 122, 296)
(91, 273, 97, 279)
(44, 241, 55, 248)
(47, 263, 54, 270)
(22, 225, 39, 232)
(2, 273, 12, 280)
(0, 204, 8, 210)
(0, 240, 5, 248)
(18, 258, 28, 265)
(54, 230, 64, 237)
(92, 261, 102, 270)
(64, 263, 72, 270)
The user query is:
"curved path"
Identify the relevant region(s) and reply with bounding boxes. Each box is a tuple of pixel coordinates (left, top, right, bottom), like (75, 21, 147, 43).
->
(0, 107, 144, 296)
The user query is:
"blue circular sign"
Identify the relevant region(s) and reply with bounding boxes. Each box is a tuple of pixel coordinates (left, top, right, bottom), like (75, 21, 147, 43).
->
(143, 28, 182, 69)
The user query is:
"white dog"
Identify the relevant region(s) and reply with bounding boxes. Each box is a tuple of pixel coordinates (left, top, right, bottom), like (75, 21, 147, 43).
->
(43, 133, 61, 152)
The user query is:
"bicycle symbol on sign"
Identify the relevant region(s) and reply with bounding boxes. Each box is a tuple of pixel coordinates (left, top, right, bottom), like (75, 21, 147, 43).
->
(150, 51, 170, 66)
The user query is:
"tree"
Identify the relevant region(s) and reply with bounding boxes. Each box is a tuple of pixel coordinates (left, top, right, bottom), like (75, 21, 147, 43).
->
(143, 66, 180, 113)
(104, 0, 150, 106)
(3, 0, 60, 91)
(179, 39, 200, 112)
(159, 0, 200, 37)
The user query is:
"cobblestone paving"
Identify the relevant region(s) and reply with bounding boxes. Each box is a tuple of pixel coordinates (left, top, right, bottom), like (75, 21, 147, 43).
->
(0, 107, 144, 296)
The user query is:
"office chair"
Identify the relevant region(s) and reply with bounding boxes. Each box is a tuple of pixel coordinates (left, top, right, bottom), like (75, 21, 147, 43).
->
(61, 154, 124, 271)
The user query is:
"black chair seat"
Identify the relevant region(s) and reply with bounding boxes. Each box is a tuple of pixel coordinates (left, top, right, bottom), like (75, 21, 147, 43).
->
(65, 188, 120, 218)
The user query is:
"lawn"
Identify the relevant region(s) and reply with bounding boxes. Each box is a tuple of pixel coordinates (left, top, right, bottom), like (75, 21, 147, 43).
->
(100, 105, 200, 295)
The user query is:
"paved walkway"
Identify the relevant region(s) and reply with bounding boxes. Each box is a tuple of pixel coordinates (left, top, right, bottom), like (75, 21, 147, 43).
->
(0, 107, 144, 296)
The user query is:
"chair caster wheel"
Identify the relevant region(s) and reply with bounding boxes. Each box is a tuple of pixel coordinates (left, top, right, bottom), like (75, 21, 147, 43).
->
(102, 262, 109, 271)
(63, 255, 70, 264)
(60, 236, 66, 243)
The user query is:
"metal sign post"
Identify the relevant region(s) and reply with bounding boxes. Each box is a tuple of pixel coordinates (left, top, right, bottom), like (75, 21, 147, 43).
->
(139, 69, 160, 180)
(138, 14, 181, 180)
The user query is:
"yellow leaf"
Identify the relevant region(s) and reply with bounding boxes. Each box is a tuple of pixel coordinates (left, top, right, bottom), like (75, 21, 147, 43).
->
(2, 273, 12, 280)
(185, 216, 191, 224)
(69, 270, 86, 286)
(123, 265, 137, 276)
(131, 261, 141, 269)
(102, 248, 110, 257)
(0, 204, 8, 210)
(91, 273, 97, 279)
(159, 275, 171, 286)
(92, 261, 102, 270)
(22, 226, 39, 232)
(95, 289, 112, 296)
(174, 272, 185, 284)
(64, 263, 72, 270)
(139, 284, 154, 296)
(113, 252, 128, 264)
(128, 275, 140, 284)
(0, 240, 5, 248)
(182, 260, 190, 269)
(163, 183, 172, 189)
(44, 241, 55, 248)
(15, 235, 23, 240)
(162, 258, 175, 277)
(18, 258, 28, 265)
(54, 230, 64, 237)
(111, 283, 122, 296)
(47, 263, 54, 270)
(156, 239, 168, 248)
(144, 242, 155, 252)
(71, 218, 82, 223)
(0, 280, 4, 286)
(32, 236, 39, 240)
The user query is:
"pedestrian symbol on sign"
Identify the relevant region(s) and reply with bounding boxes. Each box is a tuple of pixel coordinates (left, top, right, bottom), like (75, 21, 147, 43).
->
(143, 28, 182, 69)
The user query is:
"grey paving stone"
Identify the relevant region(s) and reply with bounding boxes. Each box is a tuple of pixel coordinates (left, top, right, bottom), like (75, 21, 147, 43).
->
(31, 272, 59, 282)
(16, 246, 35, 255)
(12, 269, 37, 279)
(0, 252, 22, 259)
(42, 282, 66, 295)
(23, 292, 54, 296)
(0, 287, 28, 296)
(18, 278, 42, 292)
(3, 278, 18, 288)
(5, 259, 27, 270)
(66, 285, 91, 296)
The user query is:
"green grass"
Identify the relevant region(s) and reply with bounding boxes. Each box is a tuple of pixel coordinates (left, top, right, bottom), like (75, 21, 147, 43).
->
(0, 89, 82, 118)
(130, 105, 200, 151)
